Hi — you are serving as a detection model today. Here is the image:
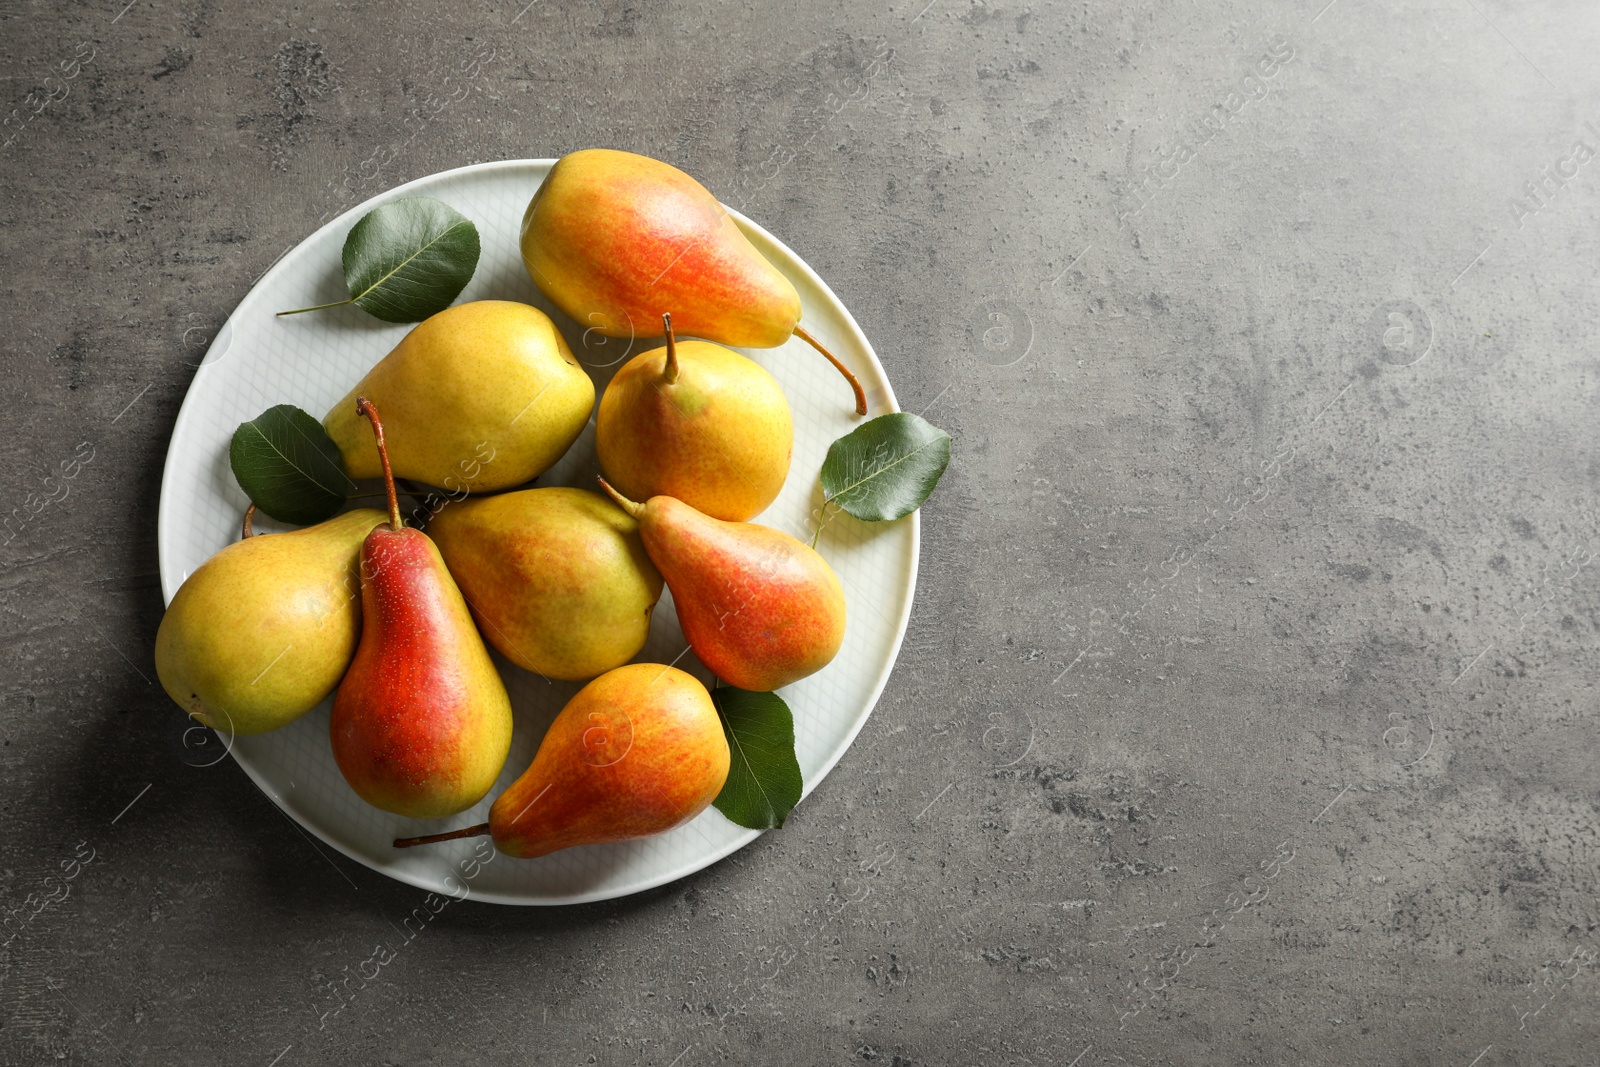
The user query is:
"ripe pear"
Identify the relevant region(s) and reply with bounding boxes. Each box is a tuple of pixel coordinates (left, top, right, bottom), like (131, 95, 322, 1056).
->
(155, 507, 386, 735)
(600, 481, 846, 692)
(520, 149, 866, 414)
(394, 664, 729, 859)
(330, 398, 513, 819)
(597, 314, 793, 522)
(323, 300, 594, 493)
(427, 487, 663, 681)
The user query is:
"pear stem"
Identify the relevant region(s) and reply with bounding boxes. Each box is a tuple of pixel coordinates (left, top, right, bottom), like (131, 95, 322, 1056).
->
(596, 477, 645, 520)
(793, 324, 868, 417)
(350, 491, 427, 504)
(355, 396, 404, 532)
(241, 504, 257, 540)
(393, 823, 491, 849)
(661, 312, 679, 384)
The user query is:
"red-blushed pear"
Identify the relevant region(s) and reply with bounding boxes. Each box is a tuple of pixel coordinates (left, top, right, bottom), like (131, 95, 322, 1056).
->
(392, 664, 729, 859)
(598, 480, 846, 692)
(596, 313, 793, 522)
(519, 148, 868, 415)
(330, 397, 512, 820)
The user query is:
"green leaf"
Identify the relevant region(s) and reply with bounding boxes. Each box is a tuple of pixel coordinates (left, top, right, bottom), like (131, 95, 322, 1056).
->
(343, 197, 480, 321)
(278, 197, 481, 322)
(712, 688, 803, 830)
(819, 412, 952, 523)
(229, 405, 349, 525)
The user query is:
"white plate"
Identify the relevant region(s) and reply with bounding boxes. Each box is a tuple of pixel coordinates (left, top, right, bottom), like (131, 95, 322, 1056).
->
(156, 160, 917, 905)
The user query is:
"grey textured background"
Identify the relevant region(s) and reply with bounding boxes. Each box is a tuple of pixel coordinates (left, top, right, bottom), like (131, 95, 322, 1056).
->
(4, 0, 1599, 1063)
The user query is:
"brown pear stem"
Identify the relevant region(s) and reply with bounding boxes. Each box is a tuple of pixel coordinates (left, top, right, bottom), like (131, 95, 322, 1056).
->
(241, 504, 257, 540)
(354, 396, 403, 532)
(596, 477, 645, 519)
(793, 324, 868, 417)
(393, 822, 491, 849)
(661, 312, 679, 384)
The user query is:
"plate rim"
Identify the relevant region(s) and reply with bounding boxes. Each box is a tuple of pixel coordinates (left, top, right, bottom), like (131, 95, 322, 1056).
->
(155, 158, 919, 905)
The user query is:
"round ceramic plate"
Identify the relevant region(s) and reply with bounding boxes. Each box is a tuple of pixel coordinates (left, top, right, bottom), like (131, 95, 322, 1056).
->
(156, 159, 917, 905)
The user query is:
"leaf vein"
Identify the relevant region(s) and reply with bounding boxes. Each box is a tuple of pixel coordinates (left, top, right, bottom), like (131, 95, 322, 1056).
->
(246, 426, 340, 500)
(826, 435, 947, 503)
(350, 220, 475, 304)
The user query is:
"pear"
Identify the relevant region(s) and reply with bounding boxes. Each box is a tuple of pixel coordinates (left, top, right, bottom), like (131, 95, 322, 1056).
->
(330, 398, 513, 819)
(427, 487, 663, 681)
(599, 481, 846, 692)
(597, 314, 793, 522)
(155, 507, 386, 735)
(393, 663, 729, 859)
(323, 300, 594, 493)
(520, 149, 867, 415)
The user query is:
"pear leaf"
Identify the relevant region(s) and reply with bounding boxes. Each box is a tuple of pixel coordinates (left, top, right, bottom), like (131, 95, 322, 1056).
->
(278, 197, 481, 322)
(820, 412, 952, 522)
(229, 404, 350, 525)
(712, 687, 803, 830)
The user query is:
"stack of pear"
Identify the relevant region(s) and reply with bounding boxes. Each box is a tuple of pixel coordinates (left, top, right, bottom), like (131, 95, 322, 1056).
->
(428, 487, 662, 681)
(329, 398, 512, 819)
(395, 664, 729, 859)
(165, 149, 876, 858)
(520, 149, 866, 414)
(600, 481, 846, 692)
(596, 314, 792, 522)
(324, 300, 594, 493)
(155, 507, 386, 735)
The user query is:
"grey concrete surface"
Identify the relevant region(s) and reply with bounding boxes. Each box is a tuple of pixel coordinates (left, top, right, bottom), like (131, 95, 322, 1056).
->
(3, 0, 1599, 1063)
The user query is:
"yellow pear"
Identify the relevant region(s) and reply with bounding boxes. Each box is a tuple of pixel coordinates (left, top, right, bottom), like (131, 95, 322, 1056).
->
(155, 508, 386, 735)
(596, 315, 792, 521)
(323, 300, 594, 493)
(428, 487, 663, 681)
